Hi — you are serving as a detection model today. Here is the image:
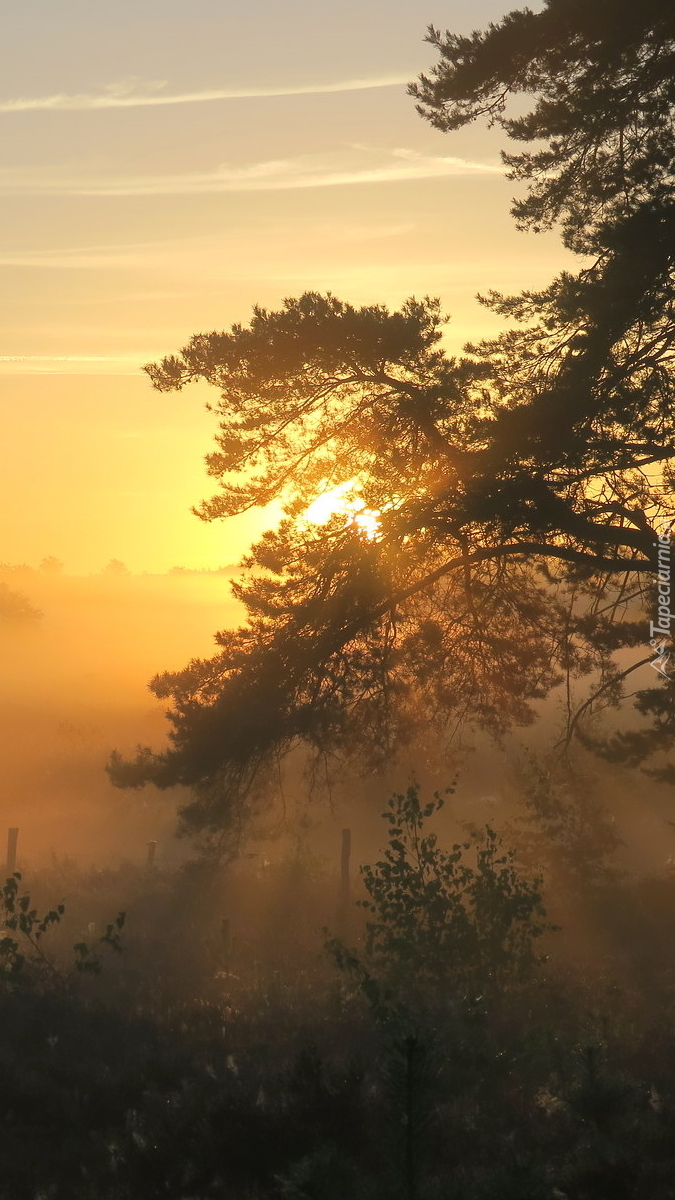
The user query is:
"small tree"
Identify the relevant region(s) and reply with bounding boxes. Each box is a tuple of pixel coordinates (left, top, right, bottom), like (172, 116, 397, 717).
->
(103, 558, 129, 576)
(328, 784, 552, 1018)
(38, 556, 63, 576)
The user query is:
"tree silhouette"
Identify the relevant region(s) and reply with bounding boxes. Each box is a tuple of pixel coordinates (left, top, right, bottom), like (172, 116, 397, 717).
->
(39, 556, 64, 576)
(411, 0, 675, 252)
(411, 0, 675, 782)
(0, 581, 41, 625)
(103, 559, 129, 576)
(110, 0, 675, 838)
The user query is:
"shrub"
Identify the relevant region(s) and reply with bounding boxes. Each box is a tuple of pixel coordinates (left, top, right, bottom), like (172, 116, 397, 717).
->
(327, 784, 553, 1018)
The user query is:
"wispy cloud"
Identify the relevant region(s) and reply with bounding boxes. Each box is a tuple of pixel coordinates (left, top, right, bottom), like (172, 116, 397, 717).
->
(0, 222, 416, 270)
(0, 354, 123, 361)
(0, 353, 149, 375)
(0, 75, 411, 114)
(0, 147, 503, 199)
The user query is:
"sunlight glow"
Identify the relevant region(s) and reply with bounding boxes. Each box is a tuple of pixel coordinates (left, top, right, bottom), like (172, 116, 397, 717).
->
(304, 480, 381, 539)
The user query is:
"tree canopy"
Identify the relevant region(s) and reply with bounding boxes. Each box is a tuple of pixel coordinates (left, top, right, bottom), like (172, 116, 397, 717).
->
(411, 0, 675, 251)
(110, 0, 675, 839)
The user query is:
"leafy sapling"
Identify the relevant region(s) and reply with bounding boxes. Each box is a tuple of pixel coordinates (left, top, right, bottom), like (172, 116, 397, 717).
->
(327, 783, 553, 1018)
(0, 872, 125, 987)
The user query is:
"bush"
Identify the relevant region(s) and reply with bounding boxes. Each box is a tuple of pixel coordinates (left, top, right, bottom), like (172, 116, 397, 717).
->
(327, 784, 553, 1019)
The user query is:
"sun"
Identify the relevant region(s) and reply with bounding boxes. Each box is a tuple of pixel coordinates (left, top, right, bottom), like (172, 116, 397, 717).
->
(303, 479, 381, 539)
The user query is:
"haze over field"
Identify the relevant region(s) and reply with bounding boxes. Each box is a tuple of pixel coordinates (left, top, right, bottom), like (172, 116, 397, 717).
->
(0, 562, 670, 894)
(0, 565, 244, 863)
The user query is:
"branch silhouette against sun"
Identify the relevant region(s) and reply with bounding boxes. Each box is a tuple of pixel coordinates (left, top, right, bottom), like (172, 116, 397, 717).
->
(109, 0, 675, 839)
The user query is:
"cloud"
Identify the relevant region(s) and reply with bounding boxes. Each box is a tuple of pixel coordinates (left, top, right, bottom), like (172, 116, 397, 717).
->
(0, 354, 120, 362)
(0, 75, 411, 114)
(0, 222, 416, 271)
(0, 353, 148, 376)
(0, 147, 503, 199)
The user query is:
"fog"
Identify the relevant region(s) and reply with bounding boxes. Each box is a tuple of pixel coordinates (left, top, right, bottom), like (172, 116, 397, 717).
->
(0, 563, 243, 867)
(1, 560, 671, 887)
(2, 558, 674, 996)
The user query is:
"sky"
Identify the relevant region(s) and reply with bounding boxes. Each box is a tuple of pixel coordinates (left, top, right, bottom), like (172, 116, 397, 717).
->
(0, 0, 569, 574)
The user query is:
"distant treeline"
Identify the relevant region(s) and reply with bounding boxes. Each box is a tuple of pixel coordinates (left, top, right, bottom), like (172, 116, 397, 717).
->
(0, 560, 239, 578)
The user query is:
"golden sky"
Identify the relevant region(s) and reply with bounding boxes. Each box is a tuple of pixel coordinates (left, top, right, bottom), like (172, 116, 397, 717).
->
(1, 0, 568, 573)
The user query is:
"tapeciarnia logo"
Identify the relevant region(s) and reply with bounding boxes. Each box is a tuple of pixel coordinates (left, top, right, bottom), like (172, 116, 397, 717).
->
(649, 518, 675, 679)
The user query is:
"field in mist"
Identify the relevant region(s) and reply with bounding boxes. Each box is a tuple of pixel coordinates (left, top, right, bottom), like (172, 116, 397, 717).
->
(0, 564, 244, 866)
(1, 560, 672, 885)
(2, 555, 675, 992)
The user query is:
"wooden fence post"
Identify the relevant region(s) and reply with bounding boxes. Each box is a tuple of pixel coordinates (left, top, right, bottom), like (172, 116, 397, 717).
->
(340, 828, 351, 906)
(337, 827, 352, 932)
(6, 828, 18, 874)
(221, 918, 231, 972)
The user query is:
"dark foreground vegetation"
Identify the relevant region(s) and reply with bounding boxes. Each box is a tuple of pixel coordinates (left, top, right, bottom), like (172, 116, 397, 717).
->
(5, 784, 675, 1200)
